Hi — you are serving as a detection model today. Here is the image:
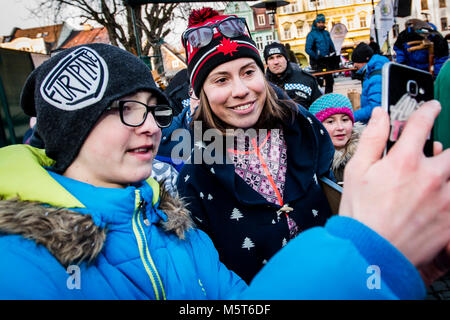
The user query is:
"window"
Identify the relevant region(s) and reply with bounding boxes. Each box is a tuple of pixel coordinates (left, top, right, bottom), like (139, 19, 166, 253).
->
(295, 21, 304, 37)
(439, 0, 446, 7)
(360, 15, 367, 28)
(421, 0, 428, 10)
(347, 16, 354, 30)
(441, 17, 448, 30)
(171, 60, 179, 69)
(335, 0, 353, 5)
(309, 0, 325, 11)
(255, 36, 264, 51)
(257, 15, 265, 26)
(266, 34, 274, 44)
(283, 25, 292, 40)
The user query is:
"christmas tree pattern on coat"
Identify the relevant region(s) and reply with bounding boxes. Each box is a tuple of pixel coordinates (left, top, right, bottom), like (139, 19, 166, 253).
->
(230, 208, 244, 221)
(242, 237, 255, 250)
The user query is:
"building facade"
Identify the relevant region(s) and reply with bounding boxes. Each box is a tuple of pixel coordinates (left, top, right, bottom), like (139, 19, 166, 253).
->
(223, 2, 277, 60)
(277, 0, 378, 66)
(276, 0, 449, 66)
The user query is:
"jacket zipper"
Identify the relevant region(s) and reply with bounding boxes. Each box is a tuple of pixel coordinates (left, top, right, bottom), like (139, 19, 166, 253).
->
(132, 189, 166, 300)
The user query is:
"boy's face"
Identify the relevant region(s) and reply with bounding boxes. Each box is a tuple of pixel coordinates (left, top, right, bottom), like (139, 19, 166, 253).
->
(65, 90, 161, 188)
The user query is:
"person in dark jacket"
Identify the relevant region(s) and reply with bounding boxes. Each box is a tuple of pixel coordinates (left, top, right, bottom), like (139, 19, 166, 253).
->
(285, 43, 298, 63)
(305, 14, 337, 93)
(177, 9, 335, 283)
(369, 37, 381, 55)
(264, 42, 322, 110)
(393, 19, 449, 78)
(164, 68, 191, 116)
(351, 42, 389, 124)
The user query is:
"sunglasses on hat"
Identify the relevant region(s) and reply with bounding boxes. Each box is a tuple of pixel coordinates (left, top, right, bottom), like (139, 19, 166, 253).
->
(182, 17, 251, 52)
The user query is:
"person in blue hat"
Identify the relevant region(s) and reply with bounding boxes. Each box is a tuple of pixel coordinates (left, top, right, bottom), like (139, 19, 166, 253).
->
(305, 14, 337, 93)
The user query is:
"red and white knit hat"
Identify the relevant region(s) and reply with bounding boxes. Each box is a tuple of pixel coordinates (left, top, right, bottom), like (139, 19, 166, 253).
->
(183, 8, 264, 97)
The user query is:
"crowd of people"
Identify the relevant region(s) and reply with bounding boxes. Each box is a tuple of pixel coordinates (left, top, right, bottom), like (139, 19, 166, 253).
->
(0, 8, 449, 300)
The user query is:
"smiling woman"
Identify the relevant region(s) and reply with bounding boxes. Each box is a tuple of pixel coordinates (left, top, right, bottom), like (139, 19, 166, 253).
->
(177, 8, 336, 284)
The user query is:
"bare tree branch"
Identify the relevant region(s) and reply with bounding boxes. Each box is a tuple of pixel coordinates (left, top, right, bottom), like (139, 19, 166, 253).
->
(32, 0, 181, 56)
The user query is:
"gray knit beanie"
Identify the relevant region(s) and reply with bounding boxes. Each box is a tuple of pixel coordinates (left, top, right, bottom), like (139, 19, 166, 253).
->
(20, 43, 169, 173)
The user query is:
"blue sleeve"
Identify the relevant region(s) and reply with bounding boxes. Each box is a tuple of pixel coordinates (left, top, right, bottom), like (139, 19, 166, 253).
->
(305, 34, 317, 60)
(157, 107, 191, 168)
(354, 76, 382, 123)
(394, 45, 408, 64)
(239, 216, 425, 299)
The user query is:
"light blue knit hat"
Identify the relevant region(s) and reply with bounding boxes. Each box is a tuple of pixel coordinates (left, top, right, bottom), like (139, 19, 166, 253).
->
(309, 93, 354, 123)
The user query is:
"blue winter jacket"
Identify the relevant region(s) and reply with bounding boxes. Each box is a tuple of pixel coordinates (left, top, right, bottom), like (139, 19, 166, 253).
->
(0, 145, 426, 299)
(394, 28, 449, 77)
(354, 54, 390, 124)
(305, 18, 335, 63)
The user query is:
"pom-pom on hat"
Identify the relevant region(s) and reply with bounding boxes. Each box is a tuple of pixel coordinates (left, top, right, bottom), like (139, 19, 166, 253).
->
(183, 7, 264, 97)
(351, 42, 374, 63)
(309, 93, 354, 123)
(20, 43, 169, 173)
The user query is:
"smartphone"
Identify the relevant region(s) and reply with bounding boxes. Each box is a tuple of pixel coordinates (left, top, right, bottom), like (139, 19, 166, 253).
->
(381, 62, 434, 156)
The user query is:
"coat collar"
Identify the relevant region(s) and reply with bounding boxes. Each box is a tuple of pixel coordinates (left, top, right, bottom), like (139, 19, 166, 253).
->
(204, 108, 331, 206)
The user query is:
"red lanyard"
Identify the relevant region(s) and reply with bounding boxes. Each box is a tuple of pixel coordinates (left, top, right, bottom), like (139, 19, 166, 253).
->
(228, 131, 283, 206)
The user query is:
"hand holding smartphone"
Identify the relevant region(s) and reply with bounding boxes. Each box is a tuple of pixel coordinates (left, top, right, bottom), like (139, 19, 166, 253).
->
(381, 62, 434, 156)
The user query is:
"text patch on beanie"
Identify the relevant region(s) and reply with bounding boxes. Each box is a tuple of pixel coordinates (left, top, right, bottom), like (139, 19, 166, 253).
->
(40, 46, 109, 111)
(268, 48, 282, 56)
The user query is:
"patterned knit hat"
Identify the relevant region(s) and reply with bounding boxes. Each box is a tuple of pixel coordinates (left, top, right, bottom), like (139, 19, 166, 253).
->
(309, 93, 354, 123)
(183, 8, 264, 97)
(20, 43, 169, 173)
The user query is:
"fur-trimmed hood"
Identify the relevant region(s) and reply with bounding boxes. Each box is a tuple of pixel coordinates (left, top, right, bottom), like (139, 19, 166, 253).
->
(0, 181, 193, 268)
(332, 122, 365, 183)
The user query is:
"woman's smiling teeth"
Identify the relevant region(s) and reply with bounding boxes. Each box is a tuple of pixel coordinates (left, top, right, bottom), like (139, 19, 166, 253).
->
(233, 103, 252, 110)
(130, 147, 150, 153)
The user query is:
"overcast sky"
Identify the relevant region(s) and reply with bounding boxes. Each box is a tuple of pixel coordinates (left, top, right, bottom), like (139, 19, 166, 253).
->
(0, 0, 45, 36)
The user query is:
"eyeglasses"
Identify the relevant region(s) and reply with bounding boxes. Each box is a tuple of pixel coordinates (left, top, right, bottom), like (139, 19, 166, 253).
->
(106, 100, 173, 128)
(182, 17, 251, 51)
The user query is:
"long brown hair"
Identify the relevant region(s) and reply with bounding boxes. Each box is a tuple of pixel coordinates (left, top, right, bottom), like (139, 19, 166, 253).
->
(193, 78, 296, 134)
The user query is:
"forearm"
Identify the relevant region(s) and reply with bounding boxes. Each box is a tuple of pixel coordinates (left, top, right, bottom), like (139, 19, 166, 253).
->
(239, 216, 425, 299)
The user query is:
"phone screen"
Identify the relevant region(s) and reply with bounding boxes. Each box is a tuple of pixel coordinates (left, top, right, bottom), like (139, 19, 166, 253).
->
(381, 62, 434, 156)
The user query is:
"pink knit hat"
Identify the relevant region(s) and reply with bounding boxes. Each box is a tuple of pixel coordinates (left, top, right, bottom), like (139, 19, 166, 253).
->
(309, 93, 355, 123)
